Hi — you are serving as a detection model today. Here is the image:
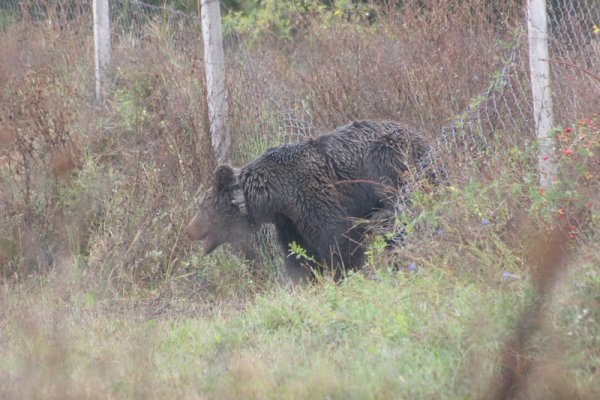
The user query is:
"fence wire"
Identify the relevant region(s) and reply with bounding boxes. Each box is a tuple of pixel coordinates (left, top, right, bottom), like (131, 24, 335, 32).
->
(427, 1, 598, 181)
(108, 0, 202, 52)
(1, 0, 597, 176)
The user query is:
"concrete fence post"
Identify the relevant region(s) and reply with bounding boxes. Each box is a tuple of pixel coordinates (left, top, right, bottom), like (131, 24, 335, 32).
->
(200, 0, 229, 164)
(527, 0, 555, 187)
(93, 0, 111, 102)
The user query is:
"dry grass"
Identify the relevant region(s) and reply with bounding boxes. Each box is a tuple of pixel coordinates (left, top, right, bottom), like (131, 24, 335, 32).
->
(0, 0, 598, 398)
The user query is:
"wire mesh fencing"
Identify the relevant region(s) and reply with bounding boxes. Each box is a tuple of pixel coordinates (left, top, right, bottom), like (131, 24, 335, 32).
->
(0, 0, 597, 176)
(108, 0, 203, 52)
(0, 0, 91, 32)
(548, 0, 600, 119)
(421, 0, 598, 183)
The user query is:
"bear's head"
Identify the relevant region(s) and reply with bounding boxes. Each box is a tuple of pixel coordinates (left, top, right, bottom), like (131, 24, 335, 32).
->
(185, 164, 255, 254)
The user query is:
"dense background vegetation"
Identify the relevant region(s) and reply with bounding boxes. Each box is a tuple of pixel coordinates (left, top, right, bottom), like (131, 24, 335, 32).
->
(0, 0, 598, 398)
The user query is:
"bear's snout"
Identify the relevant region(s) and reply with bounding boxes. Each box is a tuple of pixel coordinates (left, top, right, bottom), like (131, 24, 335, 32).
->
(185, 212, 221, 254)
(185, 213, 207, 241)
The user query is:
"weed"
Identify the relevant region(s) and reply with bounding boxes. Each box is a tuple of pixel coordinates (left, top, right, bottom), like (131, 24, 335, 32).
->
(0, 0, 598, 398)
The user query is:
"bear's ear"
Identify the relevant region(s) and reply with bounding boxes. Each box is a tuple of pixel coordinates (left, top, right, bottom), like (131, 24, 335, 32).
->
(214, 164, 239, 191)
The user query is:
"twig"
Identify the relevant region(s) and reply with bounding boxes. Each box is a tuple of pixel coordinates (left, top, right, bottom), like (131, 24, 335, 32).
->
(551, 58, 600, 83)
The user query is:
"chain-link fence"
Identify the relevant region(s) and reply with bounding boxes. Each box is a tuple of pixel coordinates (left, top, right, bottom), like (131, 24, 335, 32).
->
(439, 0, 599, 165)
(108, 0, 202, 51)
(548, 0, 600, 120)
(4, 1, 103, 28)
(1, 0, 597, 173)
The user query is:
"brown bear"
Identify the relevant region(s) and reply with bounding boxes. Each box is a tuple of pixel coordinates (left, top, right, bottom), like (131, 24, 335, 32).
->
(185, 120, 435, 282)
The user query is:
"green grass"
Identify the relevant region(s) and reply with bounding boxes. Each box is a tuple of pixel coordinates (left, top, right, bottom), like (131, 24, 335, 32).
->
(0, 2, 599, 398)
(2, 256, 598, 399)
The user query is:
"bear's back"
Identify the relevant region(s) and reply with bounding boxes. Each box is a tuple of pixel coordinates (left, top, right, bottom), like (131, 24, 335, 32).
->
(314, 120, 412, 179)
(241, 119, 428, 186)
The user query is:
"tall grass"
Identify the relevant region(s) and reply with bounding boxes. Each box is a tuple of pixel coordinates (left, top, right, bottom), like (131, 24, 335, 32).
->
(0, 0, 598, 398)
